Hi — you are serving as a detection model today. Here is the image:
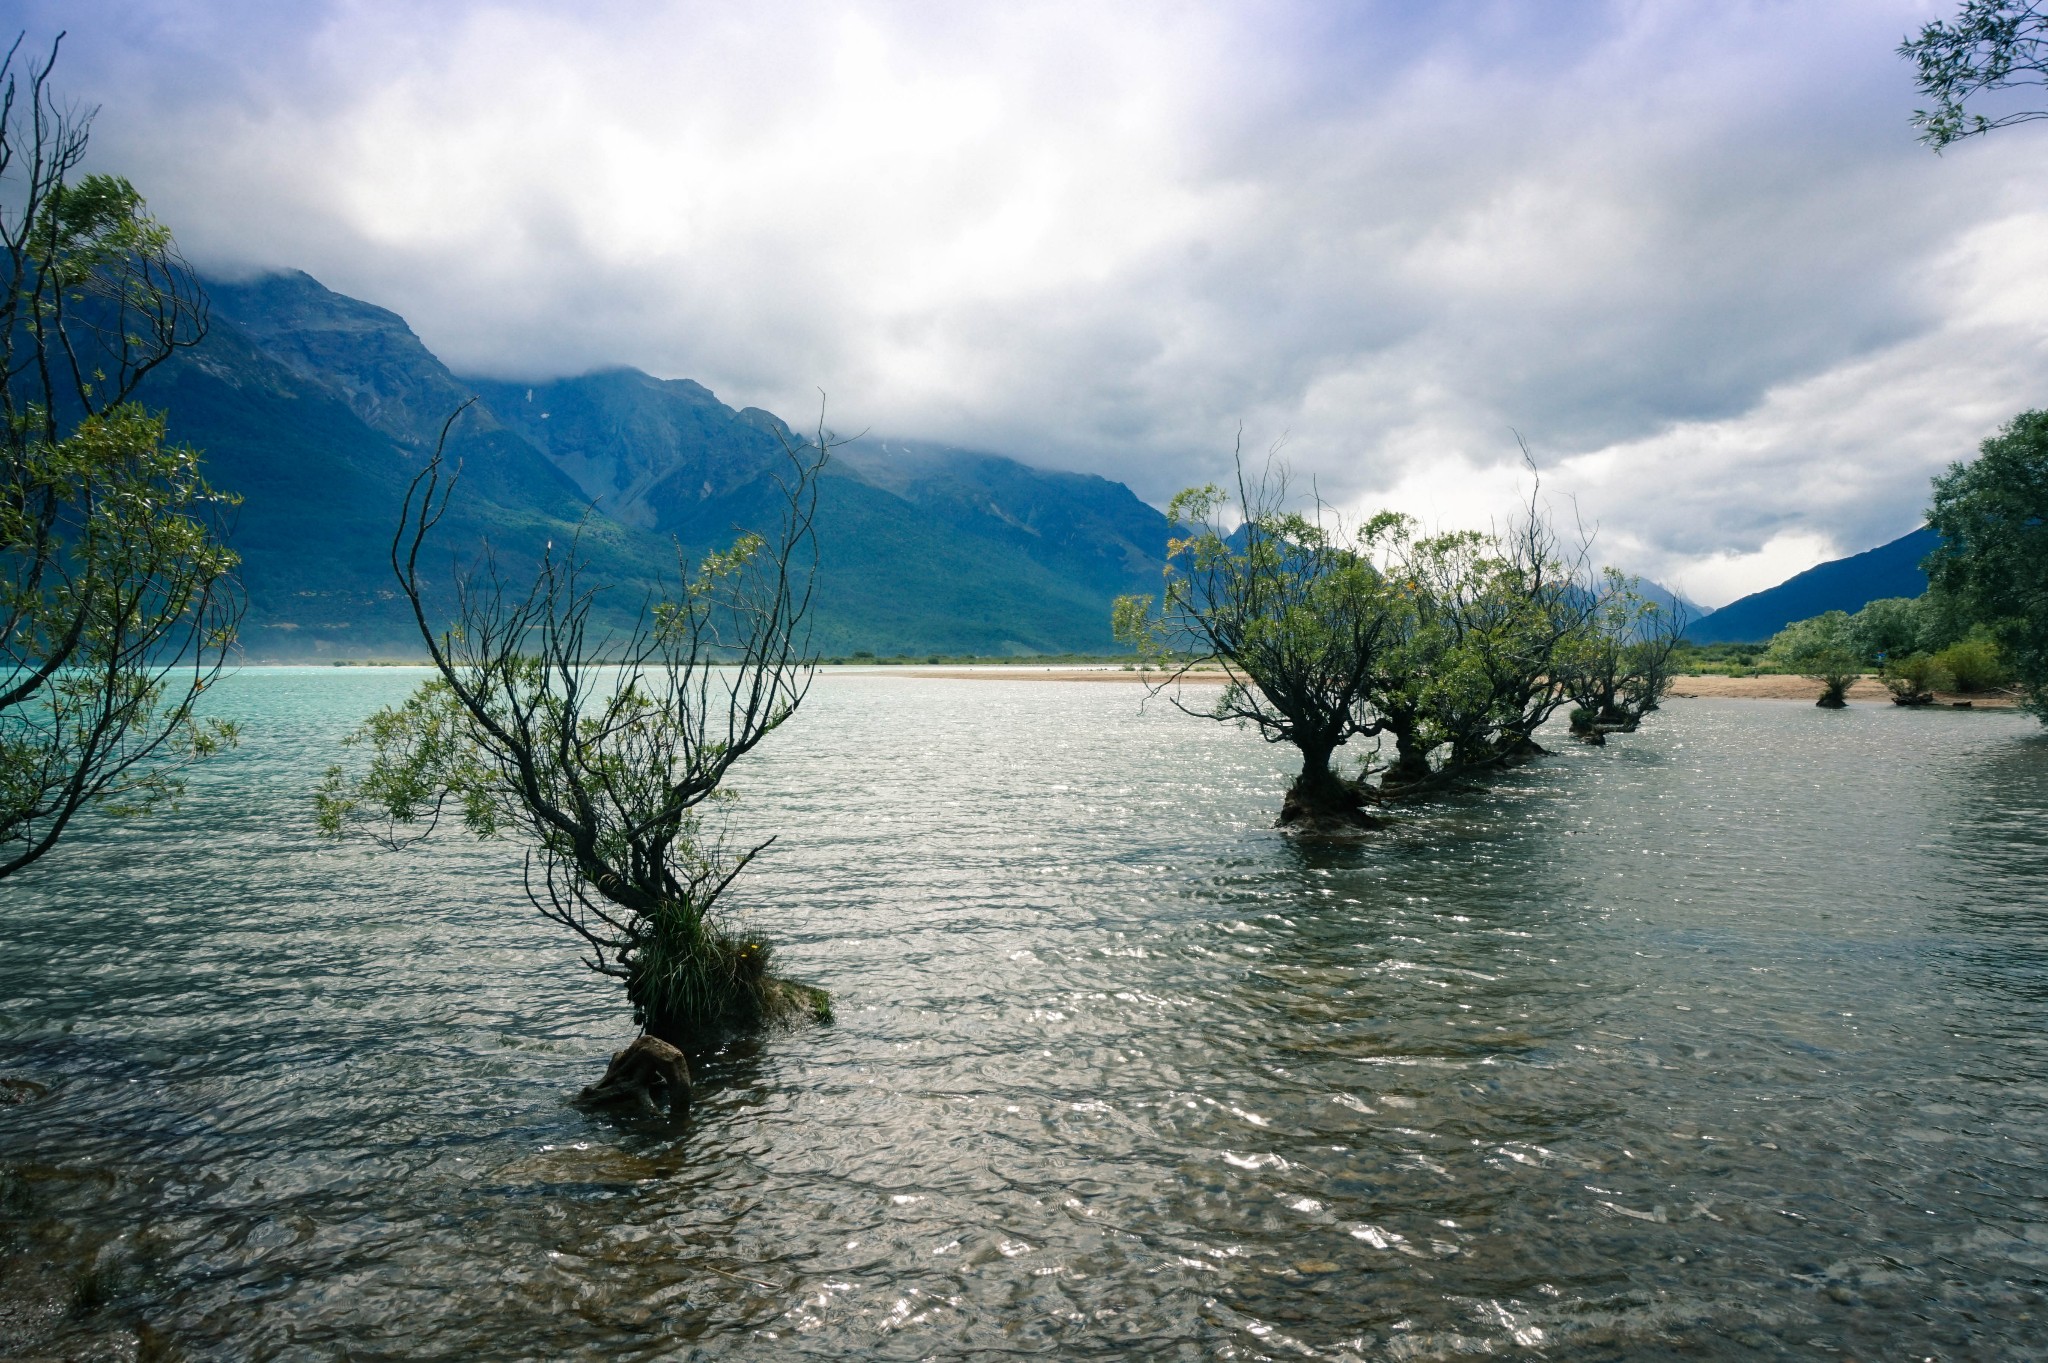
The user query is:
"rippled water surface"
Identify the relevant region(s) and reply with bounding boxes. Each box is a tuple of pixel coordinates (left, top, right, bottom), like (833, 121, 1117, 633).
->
(2, 669, 2046, 1360)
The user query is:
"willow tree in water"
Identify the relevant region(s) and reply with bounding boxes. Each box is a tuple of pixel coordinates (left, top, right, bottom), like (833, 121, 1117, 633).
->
(1560, 570, 1687, 740)
(0, 35, 241, 877)
(1353, 506, 1592, 790)
(1116, 447, 1604, 820)
(1113, 456, 1403, 829)
(319, 405, 835, 1077)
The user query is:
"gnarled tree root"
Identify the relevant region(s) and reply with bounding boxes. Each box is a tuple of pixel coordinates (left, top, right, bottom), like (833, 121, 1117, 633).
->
(1278, 784, 1384, 833)
(575, 1035, 692, 1117)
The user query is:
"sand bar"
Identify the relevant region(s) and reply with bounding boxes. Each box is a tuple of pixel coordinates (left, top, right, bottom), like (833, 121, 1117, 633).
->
(876, 666, 2019, 707)
(1666, 674, 2017, 706)
(884, 666, 1222, 683)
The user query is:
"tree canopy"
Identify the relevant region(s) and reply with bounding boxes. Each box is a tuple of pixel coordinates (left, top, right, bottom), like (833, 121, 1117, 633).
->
(0, 34, 240, 876)
(1903, 1, 2048, 148)
(319, 407, 836, 1050)
(1926, 408, 2048, 716)
(1114, 451, 1606, 827)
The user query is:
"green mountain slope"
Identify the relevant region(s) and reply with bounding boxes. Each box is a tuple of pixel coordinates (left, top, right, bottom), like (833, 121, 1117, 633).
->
(145, 271, 1169, 657)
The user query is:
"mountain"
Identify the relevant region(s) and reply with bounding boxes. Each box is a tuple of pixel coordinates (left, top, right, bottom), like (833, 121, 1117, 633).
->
(1635, 579, 1703, 624)
(1685, 527, 1939, 644)
(148, 270, 1171, 658)
(460, 370, 1173, 655)
(148, 280, 665, 655)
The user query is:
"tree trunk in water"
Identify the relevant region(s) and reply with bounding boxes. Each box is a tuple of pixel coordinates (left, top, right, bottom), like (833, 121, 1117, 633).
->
(1279, 743, 1378, 829)
(1380, 728, 1433, 790)
(575, 1035, 693, 1116)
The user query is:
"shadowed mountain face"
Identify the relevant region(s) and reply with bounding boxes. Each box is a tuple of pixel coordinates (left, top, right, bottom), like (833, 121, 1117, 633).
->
(464, 370, 793, 530)
(158, 271, 1173, 657)
(1686, 527, 1940, 643)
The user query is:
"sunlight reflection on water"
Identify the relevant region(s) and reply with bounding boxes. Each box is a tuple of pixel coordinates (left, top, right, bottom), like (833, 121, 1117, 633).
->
(1, 670, 2044, 1359)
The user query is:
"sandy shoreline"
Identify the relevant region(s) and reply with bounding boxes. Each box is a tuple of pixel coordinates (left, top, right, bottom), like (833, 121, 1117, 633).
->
(253, 662, 2022, 707)
(897, 667, 1220, 683)
(891, 666, 2020, 707)
(1664, 674, 2018, 707)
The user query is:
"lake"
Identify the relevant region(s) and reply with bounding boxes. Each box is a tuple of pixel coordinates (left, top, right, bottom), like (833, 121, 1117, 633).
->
(2, 669, 2044, 1360)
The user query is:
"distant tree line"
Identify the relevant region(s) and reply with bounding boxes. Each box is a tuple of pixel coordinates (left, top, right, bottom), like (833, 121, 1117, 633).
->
(1742, 409, 2046, 716)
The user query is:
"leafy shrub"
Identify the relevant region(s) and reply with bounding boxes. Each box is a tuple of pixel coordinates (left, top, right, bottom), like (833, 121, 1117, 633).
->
(1882, 652, 1952, 705)
(1765, 611, 1863, 705)
(1933, 635, 2012, 692)
(1851, 596, 1924, 663)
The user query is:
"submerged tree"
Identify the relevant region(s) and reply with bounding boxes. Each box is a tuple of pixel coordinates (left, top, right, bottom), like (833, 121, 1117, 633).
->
(1881, 651, 1952, 707)
(1764, 611, 1863, 708)
(1368, 526, 1559, 788)
(1560, 571, 1687, 740)
(1427, 499, 1591, 768)
(1113, 455, 1402, 828)
(0, 34, 240, 878)
(1114, 446, 1605, 825)
(319, 405, 836, 1088)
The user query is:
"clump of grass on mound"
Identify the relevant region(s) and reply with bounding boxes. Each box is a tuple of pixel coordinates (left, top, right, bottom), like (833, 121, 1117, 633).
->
(630, 910, 831, 1049)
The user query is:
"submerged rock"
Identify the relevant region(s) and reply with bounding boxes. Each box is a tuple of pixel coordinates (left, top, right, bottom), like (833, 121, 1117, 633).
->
(575, 1036, 692, 1117)
(0, 1077, 48, 1106)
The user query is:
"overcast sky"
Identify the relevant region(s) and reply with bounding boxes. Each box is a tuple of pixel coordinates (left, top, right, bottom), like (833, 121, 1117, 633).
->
(14, 0, 2047, 604)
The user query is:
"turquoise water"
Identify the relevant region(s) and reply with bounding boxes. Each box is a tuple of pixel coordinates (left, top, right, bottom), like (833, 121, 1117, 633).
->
(1, 669, 2044, 1360)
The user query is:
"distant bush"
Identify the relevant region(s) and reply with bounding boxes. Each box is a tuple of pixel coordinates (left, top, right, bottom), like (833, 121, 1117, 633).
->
(1672, 640, 1764, 675)
(1850, 596, 1924, 664)
(1765, 611, 1862, 707)
(1932, 634, 2012, 692)
(1882, 652, 1952, 705)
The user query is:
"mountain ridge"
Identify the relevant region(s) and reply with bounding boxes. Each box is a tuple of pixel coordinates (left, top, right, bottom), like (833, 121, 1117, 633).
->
(1686, 526, 1939, 644)
(156, 270, 1178, 657)
(164, 268, 1871, 659)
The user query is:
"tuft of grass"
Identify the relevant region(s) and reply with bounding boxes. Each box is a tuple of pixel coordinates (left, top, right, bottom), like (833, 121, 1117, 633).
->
(631, 913, 831, 1047)
(765, 977, 833, 1026)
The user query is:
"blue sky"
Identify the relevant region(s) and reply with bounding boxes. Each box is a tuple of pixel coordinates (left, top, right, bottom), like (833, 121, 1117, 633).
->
(13, 0, 2046, 604)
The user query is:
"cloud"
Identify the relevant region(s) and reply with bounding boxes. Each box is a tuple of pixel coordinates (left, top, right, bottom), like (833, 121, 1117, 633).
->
(17, 0, 2048, 603)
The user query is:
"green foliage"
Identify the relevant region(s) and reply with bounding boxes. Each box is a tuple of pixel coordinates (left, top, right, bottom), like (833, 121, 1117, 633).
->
(1912, 581, 1978, 654)
(1932, 633, 2013, 691)
(38, 174, 172, 291)
(1559, 569, 1685, 729)
(1117, 466, 1407, 819)
(1764, 610, 1863, 706)
(1902, 1, 2048, 148)
(1117, 452, 1593, 819)
(1927, 408, 2048, 716)
(0, 42, 240, 876)
(1849, 596, 1924, 663)
(1671, 640, 1766, 675)
(1882, 652, 1953, 705)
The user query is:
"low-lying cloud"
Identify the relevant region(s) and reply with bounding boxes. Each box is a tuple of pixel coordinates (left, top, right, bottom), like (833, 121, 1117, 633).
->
(20, 0, 2048, 603)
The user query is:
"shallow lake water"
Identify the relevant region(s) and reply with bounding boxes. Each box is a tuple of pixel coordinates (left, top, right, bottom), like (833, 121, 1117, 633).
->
(1, 669, 2045, 1360)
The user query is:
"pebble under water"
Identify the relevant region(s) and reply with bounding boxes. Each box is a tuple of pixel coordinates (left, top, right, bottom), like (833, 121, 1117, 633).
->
(1, 668, 2045, 1360)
